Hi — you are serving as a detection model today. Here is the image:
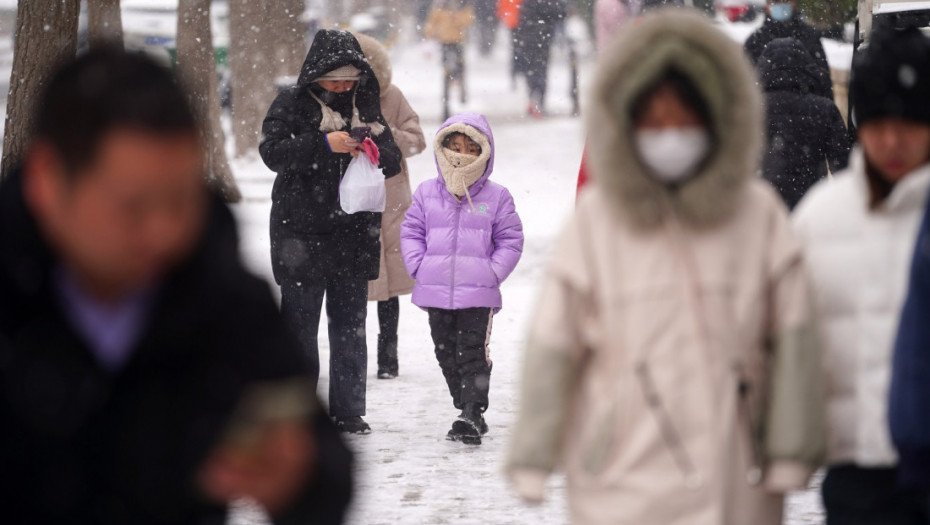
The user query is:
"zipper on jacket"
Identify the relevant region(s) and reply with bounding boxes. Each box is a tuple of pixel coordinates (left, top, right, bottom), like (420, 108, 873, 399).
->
(449, 202, 462, 309)
(635, 362, 703, 490)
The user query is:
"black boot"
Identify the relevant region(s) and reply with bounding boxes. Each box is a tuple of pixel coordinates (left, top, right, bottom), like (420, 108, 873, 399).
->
(334, 416, 371, 435)
(446, 403, 483, 445)
(377, 334, 398, 379)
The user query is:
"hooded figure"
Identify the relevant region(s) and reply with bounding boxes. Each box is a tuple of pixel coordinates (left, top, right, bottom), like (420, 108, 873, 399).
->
(507, 11, 825, 525)
(261, 29, 402, 285)
(513, 0, 567, 115)
(401, 113, 523, 313)
(259, 30, 403, 435)
(354, 33, 427, 379)
(744, 1, 833, 99)
(401, 113, 524, 446)
(759, 37, 850, 210)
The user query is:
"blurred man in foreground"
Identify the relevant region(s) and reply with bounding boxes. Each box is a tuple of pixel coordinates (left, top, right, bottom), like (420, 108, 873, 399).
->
(0, 48, 352, 524)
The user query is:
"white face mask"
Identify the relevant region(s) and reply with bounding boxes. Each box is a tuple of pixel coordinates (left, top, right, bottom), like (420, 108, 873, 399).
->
(635, 128, 711, 184)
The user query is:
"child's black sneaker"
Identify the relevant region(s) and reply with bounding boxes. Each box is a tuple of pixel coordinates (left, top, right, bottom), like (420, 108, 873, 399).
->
(334, 416, 371, 435)
(446, 404, 483, 445)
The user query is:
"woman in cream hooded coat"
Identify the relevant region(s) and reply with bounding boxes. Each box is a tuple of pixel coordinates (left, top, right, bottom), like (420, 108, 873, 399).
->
(354, 33, 427, 380)
(506, 10, 826, 525)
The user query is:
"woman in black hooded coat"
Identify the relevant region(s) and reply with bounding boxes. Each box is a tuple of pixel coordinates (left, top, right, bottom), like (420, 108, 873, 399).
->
(260, 30, 402, 434)
(760, 37, 851, 210)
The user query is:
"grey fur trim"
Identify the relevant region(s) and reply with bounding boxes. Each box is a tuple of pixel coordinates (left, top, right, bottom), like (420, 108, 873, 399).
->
(587, 9, 764, 230)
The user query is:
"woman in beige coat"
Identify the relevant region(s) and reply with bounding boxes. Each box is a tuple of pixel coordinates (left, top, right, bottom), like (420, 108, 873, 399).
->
(506, 10, 826, 525)
(355, 33, 427, 380)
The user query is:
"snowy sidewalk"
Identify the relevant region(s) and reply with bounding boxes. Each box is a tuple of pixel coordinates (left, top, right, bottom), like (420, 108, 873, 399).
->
(230, 31, 825, 525)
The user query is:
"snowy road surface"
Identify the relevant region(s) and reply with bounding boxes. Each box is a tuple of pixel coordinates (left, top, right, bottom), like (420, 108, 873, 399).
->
(228, 21, 827, 525)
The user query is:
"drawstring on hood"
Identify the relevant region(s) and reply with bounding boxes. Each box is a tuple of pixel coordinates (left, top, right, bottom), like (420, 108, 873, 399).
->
(307, 88, 386, 136)
(434, 119, 493, 210)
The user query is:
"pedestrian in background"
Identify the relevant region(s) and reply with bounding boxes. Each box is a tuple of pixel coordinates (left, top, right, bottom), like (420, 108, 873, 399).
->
(507, 11, 825, 524)
(354, 33, 427, 380)
(424, 0, 475, 121)
(745, 0, 833, 99)
(793, 24, 930, 525)
(514, 0, 567, 118)
(474, 0, 500, 56)
(260, 30, 403, 435)
(759, 37, 850, 210)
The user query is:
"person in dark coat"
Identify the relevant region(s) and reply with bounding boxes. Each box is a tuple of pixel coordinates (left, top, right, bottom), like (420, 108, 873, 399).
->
(260, 30, 402, 435)
(760, 38, 851, 209)
(745, 0, 833, 100)
(513, 0, 567, 117)
(474, 0, 499, 56)
(0, 48, 352, 525)
(884, 24, 930, 500)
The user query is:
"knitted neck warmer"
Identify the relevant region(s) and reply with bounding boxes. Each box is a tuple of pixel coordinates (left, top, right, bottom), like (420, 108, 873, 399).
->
(308, 88, 386, 136)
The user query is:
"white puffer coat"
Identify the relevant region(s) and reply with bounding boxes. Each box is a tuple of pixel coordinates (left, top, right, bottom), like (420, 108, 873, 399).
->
(794, 151, 930, 467)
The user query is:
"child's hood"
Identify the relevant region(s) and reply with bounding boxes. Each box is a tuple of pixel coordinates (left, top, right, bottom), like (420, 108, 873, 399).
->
(434, 113, 495, 194)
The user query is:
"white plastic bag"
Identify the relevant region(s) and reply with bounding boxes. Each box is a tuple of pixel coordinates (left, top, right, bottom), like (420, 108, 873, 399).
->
(339, 155, 386, 214)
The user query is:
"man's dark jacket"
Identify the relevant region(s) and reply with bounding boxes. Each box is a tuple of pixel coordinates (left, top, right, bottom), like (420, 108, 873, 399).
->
(745, 14, 834, 100)
(890, 197, 930, 490)
(760, 37, 851, 209)
(260, 29, 402, 285)
(0, 171, 352, 525)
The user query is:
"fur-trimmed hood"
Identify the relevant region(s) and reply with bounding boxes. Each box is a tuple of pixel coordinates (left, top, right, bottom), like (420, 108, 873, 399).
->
(353, 32, 393, 96)
(587, 9, 764, 230)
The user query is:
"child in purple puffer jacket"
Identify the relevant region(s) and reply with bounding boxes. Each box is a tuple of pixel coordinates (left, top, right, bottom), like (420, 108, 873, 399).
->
(401, 113, 524, 445)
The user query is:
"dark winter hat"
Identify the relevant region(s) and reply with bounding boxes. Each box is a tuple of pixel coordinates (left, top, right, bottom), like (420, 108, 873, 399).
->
(851, 24, 930, 127)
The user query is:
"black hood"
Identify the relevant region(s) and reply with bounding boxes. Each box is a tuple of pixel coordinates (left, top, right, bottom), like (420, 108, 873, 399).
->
(759, 37, 821, 94)
(297, 29, 382, 124)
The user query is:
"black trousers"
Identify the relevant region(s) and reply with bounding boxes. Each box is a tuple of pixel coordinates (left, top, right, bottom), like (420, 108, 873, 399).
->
(280, 278, 368, 418)
(823, 465, 928, 525)
(427, 307, 493, 411)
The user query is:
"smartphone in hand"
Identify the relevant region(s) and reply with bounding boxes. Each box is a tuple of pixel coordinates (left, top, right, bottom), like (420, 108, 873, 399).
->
(349, 126, 371, 142)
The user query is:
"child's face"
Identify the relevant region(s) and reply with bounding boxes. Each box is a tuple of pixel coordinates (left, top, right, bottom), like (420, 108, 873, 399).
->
(446, 134, 481, 157)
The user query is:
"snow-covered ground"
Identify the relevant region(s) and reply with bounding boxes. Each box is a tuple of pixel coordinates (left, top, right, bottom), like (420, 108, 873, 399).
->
(229, 21, 828, 525)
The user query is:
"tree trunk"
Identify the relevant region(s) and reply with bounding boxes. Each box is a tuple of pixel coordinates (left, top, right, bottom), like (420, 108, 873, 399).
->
(176, 0, 241, 202)
(274, 0, 307, 79)
(88, 0, 123, 48)
(1, 0, 81, 179)
(228, 0, 277, 158)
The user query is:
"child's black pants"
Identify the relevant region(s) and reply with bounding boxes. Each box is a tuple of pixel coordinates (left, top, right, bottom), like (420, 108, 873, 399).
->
(427, 307, 493, 412)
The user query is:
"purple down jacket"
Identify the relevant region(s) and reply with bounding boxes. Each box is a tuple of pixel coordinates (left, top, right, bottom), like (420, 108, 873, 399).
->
(401, 114, 524, 311)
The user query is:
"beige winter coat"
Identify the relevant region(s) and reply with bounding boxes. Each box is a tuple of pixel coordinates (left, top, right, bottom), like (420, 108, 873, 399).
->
(424, 5, 475, 45)
(356, 34, 427, 302)
(506, 11, 826, 525)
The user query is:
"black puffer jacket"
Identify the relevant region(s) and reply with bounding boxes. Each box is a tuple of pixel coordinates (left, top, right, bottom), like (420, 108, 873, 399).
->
(0, 171, 353, 525)
(760, 38, 851, 210)
(745, 15, 834, 100)
(260, 30, 402, 285)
